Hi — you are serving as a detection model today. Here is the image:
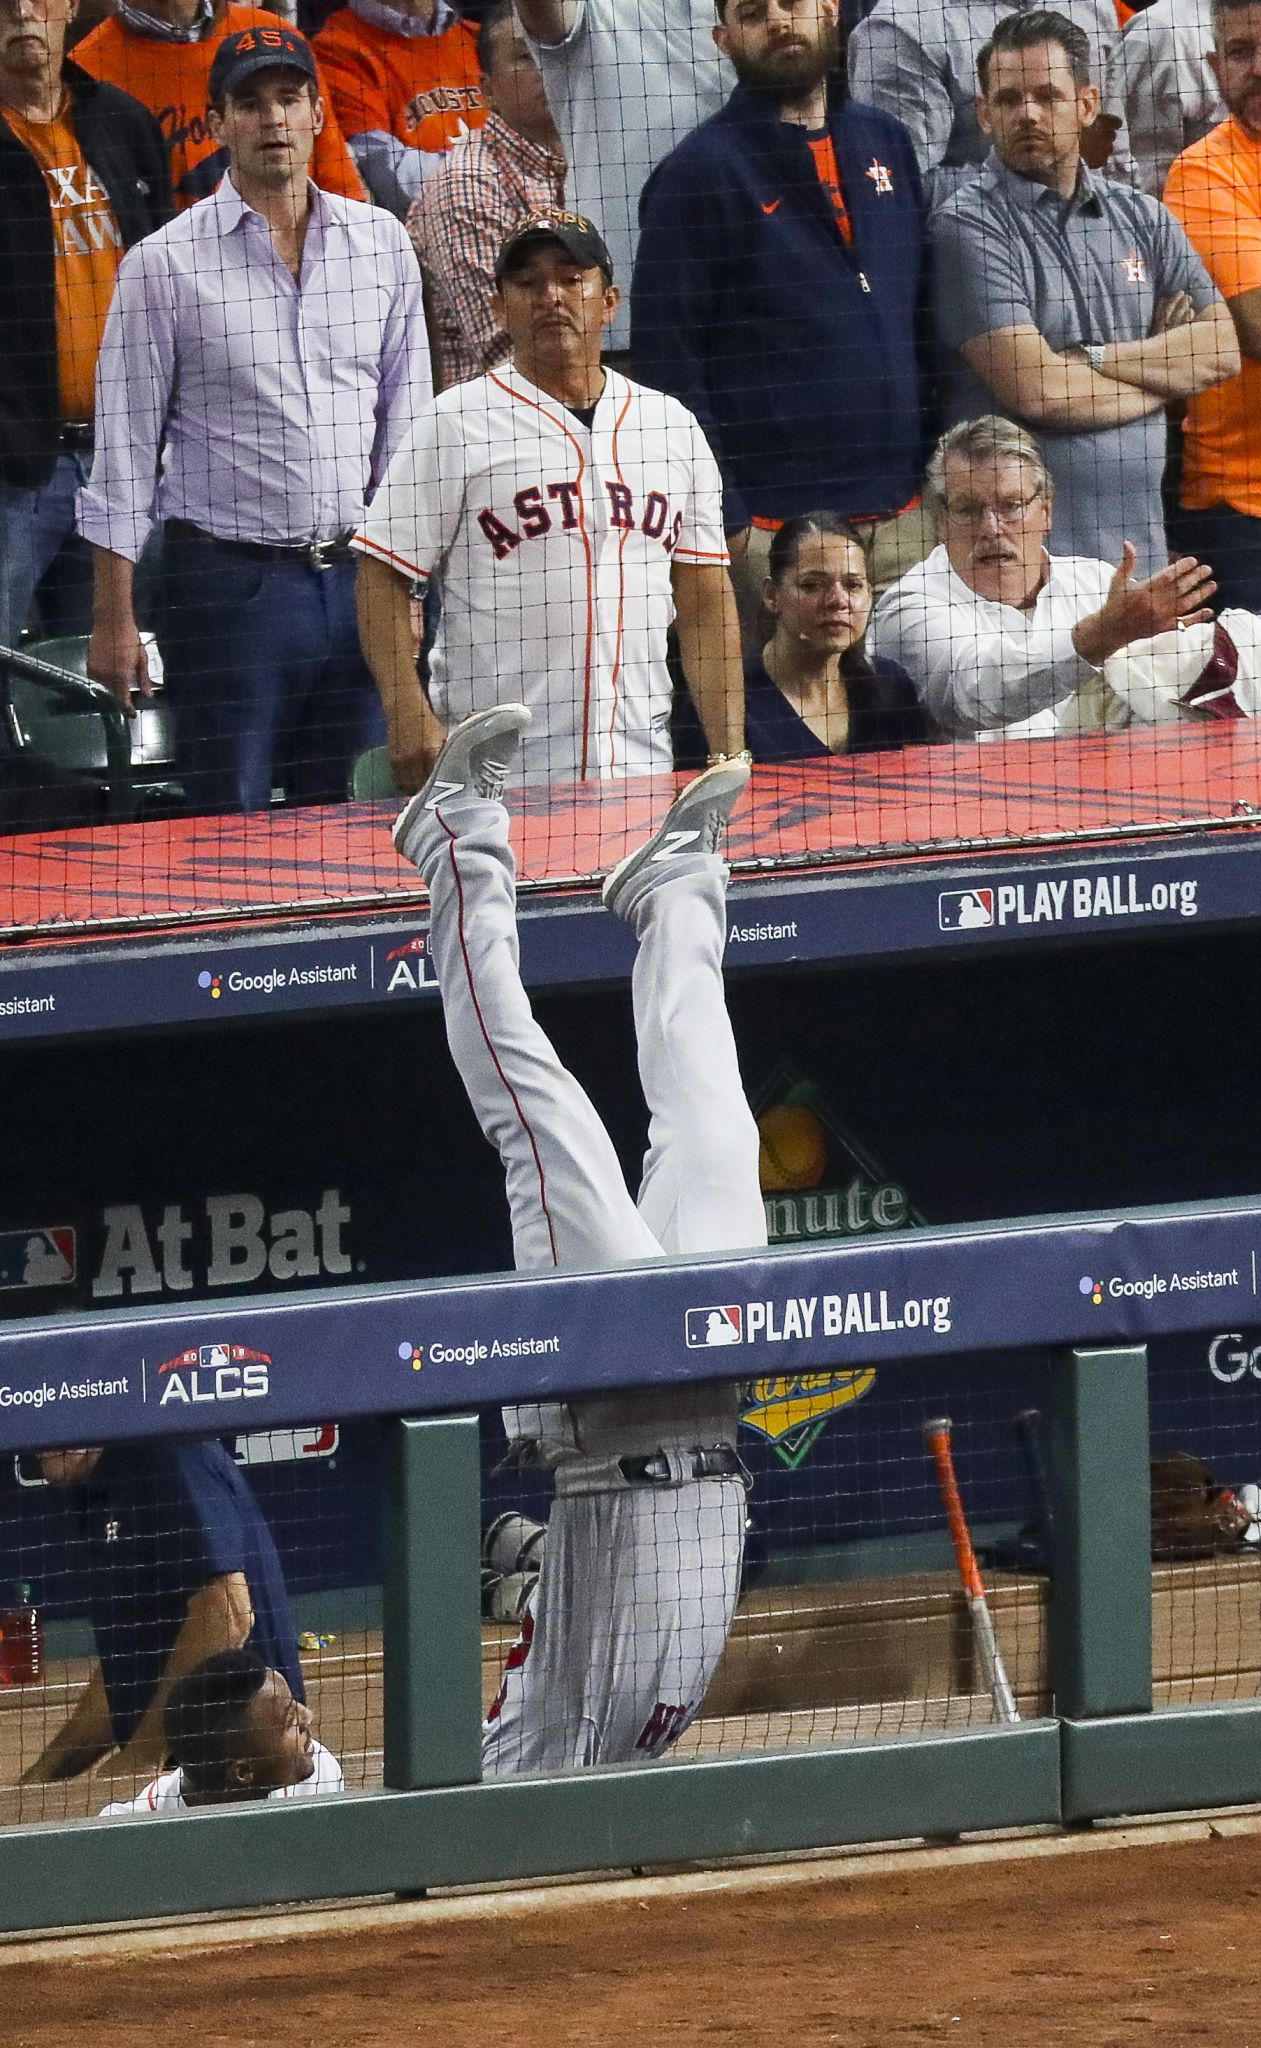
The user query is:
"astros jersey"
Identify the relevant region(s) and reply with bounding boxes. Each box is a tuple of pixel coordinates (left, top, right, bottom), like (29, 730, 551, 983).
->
(354, 365, 729, 784)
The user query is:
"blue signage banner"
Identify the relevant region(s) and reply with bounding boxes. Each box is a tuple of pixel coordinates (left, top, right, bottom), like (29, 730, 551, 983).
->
(1, 828, 1256, 1044)
(0, 1195, 1257, 1453)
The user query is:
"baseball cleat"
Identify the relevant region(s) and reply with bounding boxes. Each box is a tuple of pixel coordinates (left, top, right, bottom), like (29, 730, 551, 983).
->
(392, 702, 532, 863)
(602, 758, 751, 914)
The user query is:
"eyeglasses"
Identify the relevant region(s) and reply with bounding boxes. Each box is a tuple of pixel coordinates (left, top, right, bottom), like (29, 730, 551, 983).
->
(942, 491, 1043, 527)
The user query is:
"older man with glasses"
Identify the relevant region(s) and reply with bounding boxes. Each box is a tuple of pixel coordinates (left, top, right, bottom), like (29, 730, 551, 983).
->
(868, 414, 1217, 735)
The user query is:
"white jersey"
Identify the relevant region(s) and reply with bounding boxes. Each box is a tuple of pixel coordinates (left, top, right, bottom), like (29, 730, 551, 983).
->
(353, 364, 729, 786)
(405, 786, 763, 1774)
(99, 1739, 344, 1815)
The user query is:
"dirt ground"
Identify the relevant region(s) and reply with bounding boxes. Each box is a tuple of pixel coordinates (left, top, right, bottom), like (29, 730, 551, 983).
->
(6, 1829, 1261, 2048)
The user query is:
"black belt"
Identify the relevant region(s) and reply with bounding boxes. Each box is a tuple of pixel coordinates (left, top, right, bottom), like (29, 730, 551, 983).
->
(166, 518, 355, 570)
(58, 422, 94, 453)
(618, 1447, 742, 1486)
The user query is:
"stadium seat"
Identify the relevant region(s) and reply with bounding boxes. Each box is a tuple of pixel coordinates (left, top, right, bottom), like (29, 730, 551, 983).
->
(1, 636, 183, 830)
(348, 743, 399, 800)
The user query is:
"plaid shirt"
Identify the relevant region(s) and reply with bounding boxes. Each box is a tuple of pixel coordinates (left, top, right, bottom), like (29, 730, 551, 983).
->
(407, 112, 564, 389)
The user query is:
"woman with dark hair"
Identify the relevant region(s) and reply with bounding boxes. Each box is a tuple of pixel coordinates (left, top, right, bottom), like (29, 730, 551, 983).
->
(746, 512, 932, 760)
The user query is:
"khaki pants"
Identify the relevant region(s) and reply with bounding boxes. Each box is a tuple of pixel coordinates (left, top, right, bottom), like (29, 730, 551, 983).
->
(727, 502, 937, 651)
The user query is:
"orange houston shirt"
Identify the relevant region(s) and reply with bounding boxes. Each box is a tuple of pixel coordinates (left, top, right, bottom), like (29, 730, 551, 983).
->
(74, 5, 366, 207)
(1165, 117, 1261, 518)
(3, 104, 123, 420)
(313, 6, 484, 156)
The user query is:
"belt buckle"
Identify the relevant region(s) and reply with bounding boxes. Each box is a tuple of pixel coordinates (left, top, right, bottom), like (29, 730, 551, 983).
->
(308, 537, 338, 571)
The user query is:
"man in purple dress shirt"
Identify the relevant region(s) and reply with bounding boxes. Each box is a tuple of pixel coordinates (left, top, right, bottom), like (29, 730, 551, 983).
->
(78, 25, 432, 814)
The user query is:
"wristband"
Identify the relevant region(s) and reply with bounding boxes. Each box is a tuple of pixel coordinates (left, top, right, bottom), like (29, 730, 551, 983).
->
(1083, 343, 1107, 371)
(706, 749, 754, 767)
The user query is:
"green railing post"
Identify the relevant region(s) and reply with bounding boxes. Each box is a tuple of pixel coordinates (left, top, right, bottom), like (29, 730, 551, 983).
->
(1048, 1345, 1152, 1719)
(382, 1413, 483, 1789)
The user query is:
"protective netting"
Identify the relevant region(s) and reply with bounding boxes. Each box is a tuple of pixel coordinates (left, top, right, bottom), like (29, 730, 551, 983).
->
(478, 1361, 1053, 1770)
(6, 1337, 1261, 1820)
(1150, 1335, 1261, 1707)
(3, 0, 1261, 941)
(4, 0, 1261, 1845)
(0, 1374, 1049, 1824)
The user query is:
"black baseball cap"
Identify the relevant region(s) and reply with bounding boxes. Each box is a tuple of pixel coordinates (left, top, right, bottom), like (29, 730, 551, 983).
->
(209, 25, 318, 105)
(495, 210, 615, 285)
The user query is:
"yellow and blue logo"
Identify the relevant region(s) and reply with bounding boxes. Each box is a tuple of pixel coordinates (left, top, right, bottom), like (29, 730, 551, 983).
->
(740, 1368, 877, 1469)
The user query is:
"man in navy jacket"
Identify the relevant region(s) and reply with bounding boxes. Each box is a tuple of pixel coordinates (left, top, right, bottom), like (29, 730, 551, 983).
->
(631, 0, 932, 628)
(21, 1439, 303, 1787)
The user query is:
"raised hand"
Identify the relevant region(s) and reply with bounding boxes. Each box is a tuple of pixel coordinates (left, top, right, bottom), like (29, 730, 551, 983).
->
(1074, 545, 1217, 666)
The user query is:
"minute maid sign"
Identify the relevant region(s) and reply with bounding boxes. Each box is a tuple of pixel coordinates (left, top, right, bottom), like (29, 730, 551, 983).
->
(738, 1061, 921, 1468)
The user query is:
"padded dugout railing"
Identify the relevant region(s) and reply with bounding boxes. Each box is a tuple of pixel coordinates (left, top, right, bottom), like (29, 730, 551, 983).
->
(0, 1196, 1259, 1933)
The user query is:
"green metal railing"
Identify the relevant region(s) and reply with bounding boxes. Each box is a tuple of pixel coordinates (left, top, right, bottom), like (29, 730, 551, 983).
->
(1, 1346, 1258, 1935)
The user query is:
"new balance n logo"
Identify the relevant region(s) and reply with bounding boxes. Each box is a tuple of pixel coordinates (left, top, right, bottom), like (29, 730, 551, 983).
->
(650, 829, 701, 862)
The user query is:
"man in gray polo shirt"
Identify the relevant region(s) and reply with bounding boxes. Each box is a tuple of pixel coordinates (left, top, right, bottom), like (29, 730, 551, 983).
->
(933, 8, 1238, 574)
(849, 0, 1126, 204)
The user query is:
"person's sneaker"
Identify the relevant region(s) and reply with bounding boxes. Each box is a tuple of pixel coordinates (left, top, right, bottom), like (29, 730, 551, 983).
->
(392, 703, 532, 865)
(602, 759, 751, 915)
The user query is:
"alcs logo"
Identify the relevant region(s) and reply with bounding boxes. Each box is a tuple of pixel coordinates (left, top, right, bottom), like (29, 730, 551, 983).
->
(384, 936, 433, 994)
(158, 1341, 271, 1407)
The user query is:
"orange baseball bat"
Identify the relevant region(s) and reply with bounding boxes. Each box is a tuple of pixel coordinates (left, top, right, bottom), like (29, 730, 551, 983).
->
(924, 1415, 1019, 1724)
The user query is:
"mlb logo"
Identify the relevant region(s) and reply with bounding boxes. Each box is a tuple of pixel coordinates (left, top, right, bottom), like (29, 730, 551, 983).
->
(0, 1227, 76, 1291)
(685, 1305, 743, 1349)
(938, 888, 994, 932)
(202, 1344, 231, 1370)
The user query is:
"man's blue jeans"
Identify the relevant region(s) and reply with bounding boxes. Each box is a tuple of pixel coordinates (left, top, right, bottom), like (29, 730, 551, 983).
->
(0, 453, 92, 650)
(154, 533, 385, 815)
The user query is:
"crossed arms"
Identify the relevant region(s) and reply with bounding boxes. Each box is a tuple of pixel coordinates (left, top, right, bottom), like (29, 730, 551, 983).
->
(963, 297, 1240, 430)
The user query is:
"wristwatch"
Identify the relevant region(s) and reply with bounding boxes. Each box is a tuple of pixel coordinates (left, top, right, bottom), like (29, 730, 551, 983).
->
(1083, 343, 1108, 371)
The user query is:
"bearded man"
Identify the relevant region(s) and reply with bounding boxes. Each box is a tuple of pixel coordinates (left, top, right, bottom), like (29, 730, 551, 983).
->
(631, 0, 934, 628)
